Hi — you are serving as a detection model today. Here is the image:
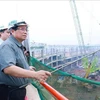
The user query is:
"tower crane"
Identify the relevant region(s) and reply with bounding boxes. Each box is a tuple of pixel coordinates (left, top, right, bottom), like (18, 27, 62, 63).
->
(69, 0, 86, 55)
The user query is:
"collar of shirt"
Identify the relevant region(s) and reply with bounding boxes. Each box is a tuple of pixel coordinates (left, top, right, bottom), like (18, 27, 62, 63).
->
(9, 35, 22, 48)
(0, 38, 4, 45)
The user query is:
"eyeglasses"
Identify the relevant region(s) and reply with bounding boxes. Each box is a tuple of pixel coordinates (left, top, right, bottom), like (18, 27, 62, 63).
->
(17, 28, 28, 32)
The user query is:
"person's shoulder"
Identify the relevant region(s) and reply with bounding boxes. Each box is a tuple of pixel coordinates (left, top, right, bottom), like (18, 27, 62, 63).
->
(0, 39, 14, 49)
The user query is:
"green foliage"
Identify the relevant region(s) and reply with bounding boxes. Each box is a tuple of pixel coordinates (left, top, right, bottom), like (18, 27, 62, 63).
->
(82, 57, 100, 73)
(82, 57, 89, 69)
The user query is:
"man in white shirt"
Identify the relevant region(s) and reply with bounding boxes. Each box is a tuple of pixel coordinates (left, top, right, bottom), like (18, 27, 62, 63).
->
(0, 25, 10, 45)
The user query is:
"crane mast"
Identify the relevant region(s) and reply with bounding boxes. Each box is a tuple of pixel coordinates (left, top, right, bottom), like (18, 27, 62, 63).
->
(69, 0, 86, 55)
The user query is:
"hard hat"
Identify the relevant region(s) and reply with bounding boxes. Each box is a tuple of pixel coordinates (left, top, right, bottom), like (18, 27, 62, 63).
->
(0, 25, 8, 31)
(8, 20, 28, 29)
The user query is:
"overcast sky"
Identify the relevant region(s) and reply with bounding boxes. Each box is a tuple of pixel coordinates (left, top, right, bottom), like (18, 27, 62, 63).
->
(0, 0, 100, 45)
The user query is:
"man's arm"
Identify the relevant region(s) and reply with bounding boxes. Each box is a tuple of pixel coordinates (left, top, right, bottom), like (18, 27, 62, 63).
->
(4, 65, 51, 82)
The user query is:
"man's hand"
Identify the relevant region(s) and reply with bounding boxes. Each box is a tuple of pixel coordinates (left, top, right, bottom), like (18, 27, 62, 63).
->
(34, 70, 51, 82)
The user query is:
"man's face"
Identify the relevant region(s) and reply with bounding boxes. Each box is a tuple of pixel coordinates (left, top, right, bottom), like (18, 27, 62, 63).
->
(12, 25, 28, 42)
(0, 29, 10, 40)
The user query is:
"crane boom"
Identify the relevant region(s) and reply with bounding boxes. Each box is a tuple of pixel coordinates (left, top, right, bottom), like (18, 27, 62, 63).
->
(69, 0, 86, 55)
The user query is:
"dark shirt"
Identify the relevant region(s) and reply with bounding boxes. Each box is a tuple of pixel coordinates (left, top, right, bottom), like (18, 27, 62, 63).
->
(0, 35, 30, 86)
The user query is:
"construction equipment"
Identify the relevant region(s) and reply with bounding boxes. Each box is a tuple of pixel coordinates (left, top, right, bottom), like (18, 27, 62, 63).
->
(69, 0, 86, 55)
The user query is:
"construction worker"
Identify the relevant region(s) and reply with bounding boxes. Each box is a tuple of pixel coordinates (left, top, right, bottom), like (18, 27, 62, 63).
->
(0, 25, 10, 45)
(0, 20, 51, 100)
